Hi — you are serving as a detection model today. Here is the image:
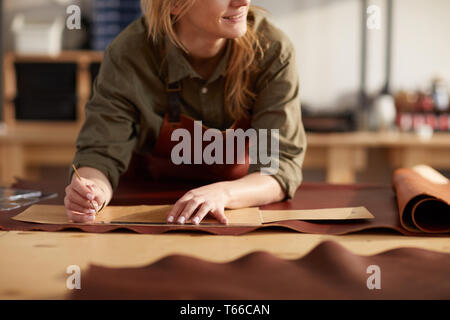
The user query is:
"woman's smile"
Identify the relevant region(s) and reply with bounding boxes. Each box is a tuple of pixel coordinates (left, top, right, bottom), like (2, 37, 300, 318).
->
(222, 10, 247, 23)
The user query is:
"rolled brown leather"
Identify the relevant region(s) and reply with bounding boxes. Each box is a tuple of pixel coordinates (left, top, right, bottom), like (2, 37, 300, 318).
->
(392, 166, 450, 233)
(69, 240, 450, 300)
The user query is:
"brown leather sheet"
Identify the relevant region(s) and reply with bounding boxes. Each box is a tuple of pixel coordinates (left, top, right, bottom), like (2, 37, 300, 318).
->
(393, 166, 450, 233)
(0, 177, 447, 236)
(69, 241, 450, 299)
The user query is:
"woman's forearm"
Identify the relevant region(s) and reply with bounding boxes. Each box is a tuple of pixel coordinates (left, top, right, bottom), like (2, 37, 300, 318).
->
(223, 172, 285, 209)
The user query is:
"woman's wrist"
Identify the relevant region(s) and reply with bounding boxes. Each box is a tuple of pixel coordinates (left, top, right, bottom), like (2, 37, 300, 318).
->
(222, 173, 285, 209)
(220, 180, 235, 208)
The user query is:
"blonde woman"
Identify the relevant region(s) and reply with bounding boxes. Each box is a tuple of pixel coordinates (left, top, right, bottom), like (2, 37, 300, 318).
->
(64, 0, 307, 225)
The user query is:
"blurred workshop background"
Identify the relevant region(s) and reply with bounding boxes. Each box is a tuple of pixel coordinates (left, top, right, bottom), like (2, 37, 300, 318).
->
(0, 0, 449, 186)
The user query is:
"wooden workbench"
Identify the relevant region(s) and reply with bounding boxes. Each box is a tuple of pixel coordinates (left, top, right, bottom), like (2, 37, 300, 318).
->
(304, 130, 450, 183)
(1, 127, 450, 184)
(1, 175, 449, 300)
(1, 229, 449, 299)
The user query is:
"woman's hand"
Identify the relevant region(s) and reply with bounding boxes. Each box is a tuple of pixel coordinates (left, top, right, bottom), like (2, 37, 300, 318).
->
(166, 173, 285, 225)
(166, 182, 231, 225)
(64, 167, 112, 223)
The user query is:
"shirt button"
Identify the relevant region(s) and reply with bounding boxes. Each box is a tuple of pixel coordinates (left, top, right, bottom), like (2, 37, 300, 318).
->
(201, 87, 208, 94)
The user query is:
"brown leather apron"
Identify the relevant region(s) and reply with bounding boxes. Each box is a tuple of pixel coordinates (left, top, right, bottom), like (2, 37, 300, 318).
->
(122, 81, 252, 183)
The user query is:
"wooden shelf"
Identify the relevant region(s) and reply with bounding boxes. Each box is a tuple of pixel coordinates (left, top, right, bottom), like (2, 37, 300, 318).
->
(2, 50, 104, 129)
(1, 51, 104, 183)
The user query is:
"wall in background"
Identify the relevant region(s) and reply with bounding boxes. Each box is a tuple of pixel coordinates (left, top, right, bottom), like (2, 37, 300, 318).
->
(254, 0, 450, 110)
(392, 0, 450, 93)
(254, 0, 361, 111)
(2, 0, 450, 113)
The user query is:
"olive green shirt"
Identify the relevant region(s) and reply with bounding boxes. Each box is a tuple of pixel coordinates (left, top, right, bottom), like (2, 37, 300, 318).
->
(69, 12, 307, 199)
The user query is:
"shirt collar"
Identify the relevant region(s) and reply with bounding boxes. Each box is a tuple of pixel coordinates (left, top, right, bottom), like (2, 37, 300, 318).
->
(165, 36, 231, 84)
(208, 40, 231, 83)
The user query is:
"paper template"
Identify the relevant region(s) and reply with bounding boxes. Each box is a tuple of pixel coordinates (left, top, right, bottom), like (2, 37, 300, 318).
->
(13, 204, 374, 226)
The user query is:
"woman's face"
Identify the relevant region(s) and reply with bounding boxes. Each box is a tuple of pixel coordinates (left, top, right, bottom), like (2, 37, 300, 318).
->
(176, 0, 251, 39)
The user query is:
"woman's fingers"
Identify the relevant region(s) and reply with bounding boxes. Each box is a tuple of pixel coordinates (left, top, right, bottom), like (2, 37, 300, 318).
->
(167, 198, 228, 225)
(65, 195, 95, 223)
(191, 202, 213, 225)
(71, 177, 95, 201)
(166, 192, 193, 223)
(65, 190, 96, 223)
(64, 195, 97, 218)
(166, 187, 229, 225)
(189, 204, 228, 225)
(64, 177, 105, 223)
(209, 207, 228, 225)
(65, 200, 96, 215)
(65, 186, 98, 211)
(166, 202, 184, 223)
(87, 184, 105, 211)
(175, 198, 202, 224)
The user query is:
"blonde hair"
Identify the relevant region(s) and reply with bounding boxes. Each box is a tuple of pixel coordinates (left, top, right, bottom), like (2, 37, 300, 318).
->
(141, 0, 264, 120)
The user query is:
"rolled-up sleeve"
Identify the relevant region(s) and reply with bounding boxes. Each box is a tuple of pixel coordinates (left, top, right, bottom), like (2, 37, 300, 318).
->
(248, 41, 307, 199)
(68, 48, 139, 190)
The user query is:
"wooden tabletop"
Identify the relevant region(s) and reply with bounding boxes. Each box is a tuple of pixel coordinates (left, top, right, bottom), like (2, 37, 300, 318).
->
(1, 165, 449, 300)
(0, 228, 449, 299)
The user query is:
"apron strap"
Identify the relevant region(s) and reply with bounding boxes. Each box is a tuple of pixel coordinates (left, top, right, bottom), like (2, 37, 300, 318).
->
(166, 81, 183, 123)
